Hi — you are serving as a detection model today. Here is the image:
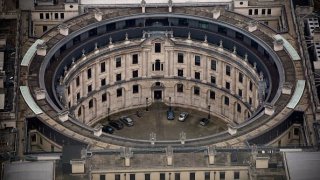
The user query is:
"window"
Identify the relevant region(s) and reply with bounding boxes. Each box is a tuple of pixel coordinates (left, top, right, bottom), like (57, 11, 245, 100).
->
(132, 85, 139, 94)
(130, 174, 135, 180)
(249, 81, 253, 91)
(101, 78, 106, 86)
(190, 172, 195, 180)
(175, 173, 180, 180)
(226, 82, 230, 90)
(237, 104, 241, 112)
(54, 13, 59, 19)
(177, 84, 183, 93)
(239, 1, 243, 5)
(31, 134, 37, 142)
(211, 59, 216, 70)
(155, 60, 161, 71)
(100, 62, 106, 73)
(116, 73, 121, 81)
(78, 108, 81, 116)
(43, 26, 47, 32)
(60, 13, 64, 19)
(238, 89, 243, 97)
(194, 86, 200, 95)
(254, 9, 258, 15)
(155, 43, 161, 53)
(77, 92, 80, 101)
(210, 91, 215, 99)
(89, 99, 93, 108)
(239, 73, 243, 83)
(87, 68, 92, 79)
(102, 93, 107, 102)
(178, 69, 184, 77)
(211, 76, 216, 84)
(220, 172, 225, 180)
(267, 8, 271, 15)
(205, 172, 210, 180)
(67, 86, 70, 95)
(45, 13, 49, 19)
(115, 174, 120, 180)
(294, 128, 299, 135)
(40, 13, 44, 19)
(224, 96, 229, 106)
(132, 70, 138, 78)
(40, 137, 43, 145)
(160, 173, 165, 180)
(115, 57, 121, 68)
(262, 9, 266, 15)
(117, 88, 122, 97)
(249, 9, 253, 15)
(234, 172, 240, 180)
(195, 55, 201, 66)
(145, 174, 150, 180)
(195, 72, 200, 80)
(87, 84, 92, 93)
(178, 53, 184, 63)
(132, 54, 138, 64)
(226, 65, 231, 76)
(249, 97, 252, 105)
(100, 175, 105, 180)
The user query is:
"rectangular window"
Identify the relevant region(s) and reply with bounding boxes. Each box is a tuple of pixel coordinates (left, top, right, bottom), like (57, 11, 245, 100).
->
(100, 62, 106, 73)
(155, 43, 161, 53)
(178, 69, 184, 77)
(132, 85, 139, 94)
(89, 100, 93, 108)
(224, 96, 229, 106)
(87, 68, 92, 79)
(177, 84, 183, 92)
(254, 9, 258, 15)
(211, 59, 216, 70)
(220, 172, 225, 180)
(115, 174, 120, 180)
(262, 9, 266, 15)
(211, 76, 216, 84)
(237, 104, 242, 113)
(234, 172, 240, 180)
(175, 173, 181, 180)
(102, 93, 107, 102)
(100, 175, 105, 180)
(178, 53, 184, 63)
(60, 13, 64, 19)
(130, 174, 135, 180)
(160, 173, 165, 180)
(87, 84, 92, 93)
(249, 9, 253, 15)
(195, 72, 200, 80)
(226, 82, 230, 90)
(43, 26, 47, 32)
(132, 54, 138, 64)
(77, 92, 80, 101)
(117, 88, 122, 97)
(195, 55, 201, 66)
(249, 97, 252, 105)
(205, 172, 210, 180)
(239, 73, 243, 83)
(194, 87, 200, 95)
(226, 65, 231, 76)
(190, 172, 195, 180)
(40, 13, 44, 19)
(267, 8, 271, 15)
(116, 73, 121, 81)
(294, 128, 299, 135)
(115, 57, 121, 68)
(238, 89, 243, 97)
(45, 13, 49, 19)
(132, 70, 138, 78)
(249, 81, 253, 91)
(54, 13, 59, 19)
(145, 174, 150, 180)
(210, 91, 215, 99)
(101, 78, 106, 86)
(68, 86, 70, 95)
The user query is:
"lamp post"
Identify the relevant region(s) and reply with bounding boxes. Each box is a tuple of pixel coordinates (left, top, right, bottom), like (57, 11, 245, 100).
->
(208, 105, 211, 120)
(146, 97, 149, 111)
(107, 107, 110, 121)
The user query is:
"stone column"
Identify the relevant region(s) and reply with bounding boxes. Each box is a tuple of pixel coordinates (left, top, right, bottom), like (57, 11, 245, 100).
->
(58, 24, 69, 36)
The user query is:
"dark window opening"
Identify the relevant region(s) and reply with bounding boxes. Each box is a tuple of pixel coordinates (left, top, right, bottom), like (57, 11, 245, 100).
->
(117, 88, 122, 97)
(101, 78, 106, 86)
(125, 19, 136, 28)
(239, 73, 243, 83)
(45, 13, 49, 19)
(190, 172, 195, 180)
(87, 68, 92, 79)
(254, 9, 258, 15)
(218, 26, 227, 34)
(55, 13, 58, 19)
(100, 175, 105, 180)
(249, 9, 253, 15)
(100, 62, 106, 73)
(133, 85, 139, 94)
(145, 174, 150, 180)
(220, 172, 225, 180)
(195, 55, 201, 66)
(249, 97, 252, 105)
(76, 76, 80, 86)
(226, 82, 230, 90)
(211, 60, 216, 70)
(267, 9, 271, 15)
(211, 76, 216, 84)
(236, 32, 244, 41)
(238, 89, 243, 97)
(132, 54, 138, 64)
(115, 57, 121, 68)
(77, 92, 80, 101)
(175, 173, 181, 180)
(102, 93, 107, 102)
(60, 13, 64, 19)
(130, 174, 135, 180)
(89, 28, 97, 37)
(40, 13, 44, 19)
(132, 70, 138, 78)
(89, 99, 93, 108)
(178, 18, 189, 26)
(155, 43, 161, 53)
(234, 172, 240, 179)
(210, 91, 215, 99)
(262, 9, 266, 15)
(237, 104, 242, 113)
(224, 96, 229, 106)
(194, 87, 200, 95)
(177, 84, 183, 92)
(178, 69, 183, 77)
(116, 73, 121, 81)
(43, 26, 47, 32)
(195, 72, 200, 80)
(87, 84, 92, 93)
(115, 174, 120, 180)
(178, 53, 184, 63)
(106, 23, 116, 32)
(226, 65, 231, 76)
(249, 81, 253, 91)
(160, 173, 165, 180)
(205, 172, 210, 180)
(155, 60, 161, 71)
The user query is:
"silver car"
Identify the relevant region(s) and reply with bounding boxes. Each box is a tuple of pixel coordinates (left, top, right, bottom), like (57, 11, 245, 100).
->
(178, 112, 189, 121)
(119, 116, 134, 126)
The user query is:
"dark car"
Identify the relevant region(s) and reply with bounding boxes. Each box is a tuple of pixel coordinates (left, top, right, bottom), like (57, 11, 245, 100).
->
(199, 118, 209, 126)
(167, 110, 175, 120)
(119, 116, 134, 127)
(108, 120, 124, 130)
(102, 125, 114, 134)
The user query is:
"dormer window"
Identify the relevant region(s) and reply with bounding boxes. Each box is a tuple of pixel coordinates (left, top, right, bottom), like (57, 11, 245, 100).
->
(155, 43, 161, 53)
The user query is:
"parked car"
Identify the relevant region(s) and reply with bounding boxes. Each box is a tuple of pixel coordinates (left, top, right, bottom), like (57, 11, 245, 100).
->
(178, 112, 189, 122)
(102, 125, 114, 134)
(199, 118, 209, 126)
(120, 116, 134, 127)
(167, 110, 175, 120)
(108, 120, 124, 130)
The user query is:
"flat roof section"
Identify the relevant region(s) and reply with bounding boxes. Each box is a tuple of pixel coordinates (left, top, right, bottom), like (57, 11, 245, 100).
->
(274, 34, 301, 61)
(19, 86, 43, 115)
(2, 161, 54, 180)
(284, 151, 320, 180)
(286, 80, 305, 109)
(21, 39, 44, 67)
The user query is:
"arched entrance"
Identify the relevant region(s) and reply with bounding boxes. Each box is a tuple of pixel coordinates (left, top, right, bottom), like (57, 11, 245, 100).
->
(151, 81, 165, 101)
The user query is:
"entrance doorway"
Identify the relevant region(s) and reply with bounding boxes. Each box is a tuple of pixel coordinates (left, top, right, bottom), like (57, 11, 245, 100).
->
(154, 90, 162, 100)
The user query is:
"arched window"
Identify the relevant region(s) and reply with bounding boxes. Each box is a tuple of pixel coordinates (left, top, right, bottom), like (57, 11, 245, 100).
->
(155, 60, 161, 71)
(89, 99, 93, 108)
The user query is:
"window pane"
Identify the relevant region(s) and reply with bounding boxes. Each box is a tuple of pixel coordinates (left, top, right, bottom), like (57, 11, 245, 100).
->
(211, 60, 216, 70)
(195, 55, 201, 66)
(178, 53, 184, 63)
(155, 43, 161, 53)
